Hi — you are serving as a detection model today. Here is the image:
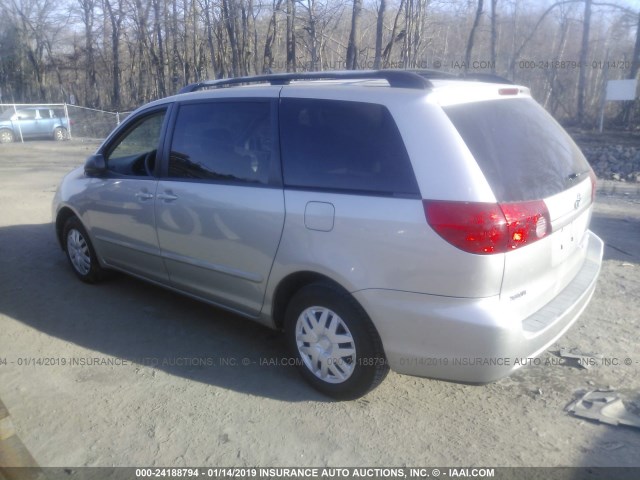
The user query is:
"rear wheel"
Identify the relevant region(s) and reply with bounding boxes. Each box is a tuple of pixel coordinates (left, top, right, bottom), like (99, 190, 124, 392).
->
(62, 216, 105, 283)
(53, 127, 68, 141)
(284, 283, 389, 400)
(0, 129, 14, 143)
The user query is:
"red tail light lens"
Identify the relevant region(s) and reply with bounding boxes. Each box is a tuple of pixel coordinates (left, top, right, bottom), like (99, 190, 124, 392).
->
(498, 87, 520, 96)
(500, 201, 551, 250)
(423, 201, 506, 254)
(424, 200, 551, 255)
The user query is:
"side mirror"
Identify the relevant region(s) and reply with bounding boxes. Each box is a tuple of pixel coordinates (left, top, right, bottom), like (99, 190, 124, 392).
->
(84, 154, 107, 177)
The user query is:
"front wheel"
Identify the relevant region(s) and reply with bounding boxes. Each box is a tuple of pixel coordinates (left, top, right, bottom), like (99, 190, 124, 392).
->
(62, 216, 105, 283)
(284, 283, 389, 400)
(0, 129, 15, 143)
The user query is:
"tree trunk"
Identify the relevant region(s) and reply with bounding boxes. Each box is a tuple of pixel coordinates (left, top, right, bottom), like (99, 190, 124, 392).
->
(346, 0, 362, 70)
(306, 0, 320, 71)
(79, 0, 98, 106)
(262, 0, 282, 73)
(151, 0, 167, 97)
(170, 0, 180, 89)
(544, 9, 571, 111)
(202, 0, 218, 79)
(464, 0, 484, 74)
(373, 0, 386, 70)
(621, 10, 640, 125)
(576, 0, 592, 122)
(631, 10, 640, 81)
(222, 0, 241, 77)
(490, 0, 498, 74)
(382, 0, 405, 68)
(104, 0, 123, 109)
(286, 0, 296, 72)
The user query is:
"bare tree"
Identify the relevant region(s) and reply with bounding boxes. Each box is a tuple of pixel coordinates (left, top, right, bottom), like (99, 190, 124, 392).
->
(619, 8, 640, 124)
(631, 10, 640, 81)
(286, 0, 296, 71)
(464, 0, 484, 73)
(262, 0, 282, 72)
(221, 0, 241, 76)
(103, 0, 125, 108)
(77, 0, 99, 106)
(373, 0, 386, 69)
(490, 0, 498, 74)
(345, 0, 362, 70)
(201, 0, 218, 79)
(0, 0, 636, 130)
(382, 0, 406, 68)
(300, 0, 321, 71)
(576, 0, 592, 121)
(400, 0, 429, 68)
(543, 4, 572, 114)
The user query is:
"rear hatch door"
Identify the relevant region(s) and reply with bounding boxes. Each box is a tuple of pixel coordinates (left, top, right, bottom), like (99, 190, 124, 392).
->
(443, 96, 595, 315)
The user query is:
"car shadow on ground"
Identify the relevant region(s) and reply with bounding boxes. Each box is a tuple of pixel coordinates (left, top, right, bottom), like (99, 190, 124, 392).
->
(0, 222, 329, 402)
(590, 209, 640, 263)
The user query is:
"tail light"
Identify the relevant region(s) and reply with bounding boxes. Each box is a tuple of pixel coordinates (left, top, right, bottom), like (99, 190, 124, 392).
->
(498, 88, 520, 96)
(423, 200, 551, 255)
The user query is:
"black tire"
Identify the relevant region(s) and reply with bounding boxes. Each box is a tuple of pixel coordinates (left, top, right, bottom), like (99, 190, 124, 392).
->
(0, 129, 15, 143)
(62, 216, 105, 283)
(53, 127, 68, 141)
(284, 283, 389, 400)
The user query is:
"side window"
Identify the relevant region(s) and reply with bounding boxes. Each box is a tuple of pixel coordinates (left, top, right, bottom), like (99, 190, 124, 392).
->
(16, 110, 36, 120)
(280, 98, 420, 197)
(106, 110, 166, 177)
(168, 102, 272, 185)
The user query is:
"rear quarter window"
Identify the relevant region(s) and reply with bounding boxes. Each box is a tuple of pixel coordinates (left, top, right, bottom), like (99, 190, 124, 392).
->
(444, 98, 591, 202)
(280, 98, 419, 197)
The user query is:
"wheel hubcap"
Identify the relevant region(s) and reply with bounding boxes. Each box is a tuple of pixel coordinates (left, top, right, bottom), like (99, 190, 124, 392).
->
(67, 229, 91, 275)
(295, 306, 356, 384)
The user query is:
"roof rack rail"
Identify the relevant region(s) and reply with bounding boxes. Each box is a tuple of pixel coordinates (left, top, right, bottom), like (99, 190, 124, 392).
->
(178, 70, 432, 93)
(403, 69, 458, 80)
(403, 69, 513, 85)
(458, 72, 514, 84)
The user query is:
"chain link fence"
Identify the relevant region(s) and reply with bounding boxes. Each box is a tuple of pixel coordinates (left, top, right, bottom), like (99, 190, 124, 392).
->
(66, 105, 132, 140)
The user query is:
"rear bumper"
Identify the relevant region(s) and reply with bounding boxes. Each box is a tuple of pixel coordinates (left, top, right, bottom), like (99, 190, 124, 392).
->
(353, 230, 604, 383)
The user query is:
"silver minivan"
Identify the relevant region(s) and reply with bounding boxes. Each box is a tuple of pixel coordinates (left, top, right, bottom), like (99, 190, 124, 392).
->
(53, 71, 603, 399)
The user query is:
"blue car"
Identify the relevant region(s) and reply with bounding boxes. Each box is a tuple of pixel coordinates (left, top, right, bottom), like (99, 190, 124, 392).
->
(0, 106, 70, 143)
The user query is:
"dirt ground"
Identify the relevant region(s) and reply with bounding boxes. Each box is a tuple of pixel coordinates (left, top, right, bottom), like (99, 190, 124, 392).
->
(0, 140, 639, 468)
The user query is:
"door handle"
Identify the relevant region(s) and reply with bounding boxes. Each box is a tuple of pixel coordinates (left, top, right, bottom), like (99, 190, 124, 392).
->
(135, 191, 154, 201)
(157, 192, 179, 202)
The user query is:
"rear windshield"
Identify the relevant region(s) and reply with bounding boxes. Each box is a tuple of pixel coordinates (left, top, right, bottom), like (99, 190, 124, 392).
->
(443, 98, 591, 202)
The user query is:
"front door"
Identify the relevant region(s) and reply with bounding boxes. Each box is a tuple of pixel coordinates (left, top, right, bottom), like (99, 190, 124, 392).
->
(83, 108, 170, 283)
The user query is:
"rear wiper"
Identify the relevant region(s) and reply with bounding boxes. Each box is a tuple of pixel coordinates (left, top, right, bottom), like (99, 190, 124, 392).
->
(568, 170, 590, 181)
